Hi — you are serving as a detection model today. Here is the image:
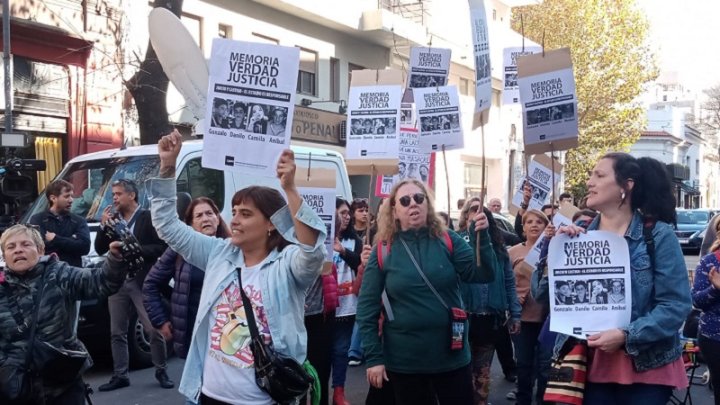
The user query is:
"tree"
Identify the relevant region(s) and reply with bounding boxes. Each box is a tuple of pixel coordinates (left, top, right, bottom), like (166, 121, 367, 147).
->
(511, 0, 658, 197)
(125, 0, 184, 145)
(700, 83, 720, 133)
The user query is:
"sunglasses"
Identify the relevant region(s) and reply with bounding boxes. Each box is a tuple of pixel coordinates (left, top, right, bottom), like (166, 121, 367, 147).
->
(395, 193, 426, 207)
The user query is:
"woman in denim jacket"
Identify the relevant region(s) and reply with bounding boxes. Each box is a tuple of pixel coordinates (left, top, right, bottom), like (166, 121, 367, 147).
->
(555, 153, 691, 403)
(150, 131, 327, 405)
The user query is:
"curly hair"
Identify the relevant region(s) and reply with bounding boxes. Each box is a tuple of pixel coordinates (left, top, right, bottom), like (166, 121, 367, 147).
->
(375, 179, 445, 244)
(457, 197, 482, 232)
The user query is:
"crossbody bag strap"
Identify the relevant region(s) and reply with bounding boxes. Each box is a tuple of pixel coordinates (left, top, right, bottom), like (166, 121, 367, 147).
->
(399, 238, 449, 310)
(235, 267, 261, 341)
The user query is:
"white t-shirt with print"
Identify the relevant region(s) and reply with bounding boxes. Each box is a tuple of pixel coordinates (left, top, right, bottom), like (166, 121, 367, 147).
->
(334, 238, 358, 317)
(201, 263, 273, 405)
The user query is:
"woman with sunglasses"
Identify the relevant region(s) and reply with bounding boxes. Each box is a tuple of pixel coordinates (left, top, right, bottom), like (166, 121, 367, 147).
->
(152, 131, 326, 405)
(357, 179, 495, 405)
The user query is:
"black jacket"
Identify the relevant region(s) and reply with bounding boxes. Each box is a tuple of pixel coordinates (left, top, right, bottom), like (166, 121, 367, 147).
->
(94, 209, 167, 286)
(29, 211, 91, 267)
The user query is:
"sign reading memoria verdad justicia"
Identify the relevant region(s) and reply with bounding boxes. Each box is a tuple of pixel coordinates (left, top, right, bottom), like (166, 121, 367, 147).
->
(203, 38, 300, 177)
(414, 86, 464, 153)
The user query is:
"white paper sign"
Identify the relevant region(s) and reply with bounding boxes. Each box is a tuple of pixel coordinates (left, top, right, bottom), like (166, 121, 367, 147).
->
(203, 39, 299, 177)
(548, 231, 632, 338)
(518, 68, 578, 151)
(299, 187, 335, 265)
(408, 47, 451, 88)
(414, 86, 464, 152)
(523, 211, 573, 269)
(346, 85, 402, 160)
(376, 128, 432, 195)
(511, 158, 561, 211)
(469, 0, 492, 114)
(503, 46, 542, 105)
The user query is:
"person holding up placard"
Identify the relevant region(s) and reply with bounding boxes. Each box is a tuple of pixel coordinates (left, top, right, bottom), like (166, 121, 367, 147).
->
(357, 179, 495, 405)
(555, 153, 691, 404)
(151, 131, 326, 405)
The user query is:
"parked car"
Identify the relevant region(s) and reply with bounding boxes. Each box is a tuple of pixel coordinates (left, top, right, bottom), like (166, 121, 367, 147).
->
(675, 209, 716, 253)
(18, 140, 354, 368)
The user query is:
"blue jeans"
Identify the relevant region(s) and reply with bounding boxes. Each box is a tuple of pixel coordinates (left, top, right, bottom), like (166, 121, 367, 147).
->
(332, 315, 355, 387)
(584, 382, 672, 404)
(348, 322, 364, 359)
(512, 321, 544, 405)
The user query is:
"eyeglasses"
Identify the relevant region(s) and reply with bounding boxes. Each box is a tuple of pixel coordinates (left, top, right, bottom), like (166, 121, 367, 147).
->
(469, 205, 480, 213)
(396, 193, 426, 207)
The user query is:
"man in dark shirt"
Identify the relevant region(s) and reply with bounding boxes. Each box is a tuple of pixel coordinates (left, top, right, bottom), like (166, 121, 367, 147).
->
(29, 179, 90, 267)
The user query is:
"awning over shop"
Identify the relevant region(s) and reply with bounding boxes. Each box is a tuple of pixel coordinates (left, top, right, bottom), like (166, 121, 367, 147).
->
(0, 18, 92, 67)
(675, 181, 701, 196)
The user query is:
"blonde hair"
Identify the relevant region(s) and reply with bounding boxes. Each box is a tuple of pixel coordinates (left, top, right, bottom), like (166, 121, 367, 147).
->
(458, 197, 482, 232)
(522, 209, 550, 226)
(375, 179, 445, 244)
(0, 224, 45, 255)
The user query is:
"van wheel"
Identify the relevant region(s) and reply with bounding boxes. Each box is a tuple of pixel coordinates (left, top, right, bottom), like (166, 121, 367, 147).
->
(128, 313, 153, 369)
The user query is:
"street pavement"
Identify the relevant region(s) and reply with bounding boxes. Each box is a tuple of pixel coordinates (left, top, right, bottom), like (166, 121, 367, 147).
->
(81, 252, 713, 404)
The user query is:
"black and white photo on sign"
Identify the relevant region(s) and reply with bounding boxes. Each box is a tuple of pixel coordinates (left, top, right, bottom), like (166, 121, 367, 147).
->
(475, 53, 491, 81)
(265, 106, 289, 137)
(409, 74, 447, 88)
(400, 105, 414, 126)
(504, 73, 517, 88)
(553, 279, 613, 305)
(420, 114, 461, 132)
(349, 117, 397, 135)
(526, 102, 575, 126)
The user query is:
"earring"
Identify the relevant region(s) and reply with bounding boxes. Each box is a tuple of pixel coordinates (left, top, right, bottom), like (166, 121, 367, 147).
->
(267, 230, 272, 236)
(620, 191, 626, 200)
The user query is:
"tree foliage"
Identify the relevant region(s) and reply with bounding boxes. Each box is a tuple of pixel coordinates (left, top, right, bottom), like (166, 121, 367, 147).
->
(511, 0, 658, 196)
(701, 83, 720, 132)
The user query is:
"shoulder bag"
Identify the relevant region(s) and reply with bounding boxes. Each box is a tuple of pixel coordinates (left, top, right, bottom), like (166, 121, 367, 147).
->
(236, 267, 314, 404)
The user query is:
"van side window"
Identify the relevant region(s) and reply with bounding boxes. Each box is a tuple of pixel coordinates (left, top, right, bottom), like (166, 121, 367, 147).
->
(176, 158, 224, 210)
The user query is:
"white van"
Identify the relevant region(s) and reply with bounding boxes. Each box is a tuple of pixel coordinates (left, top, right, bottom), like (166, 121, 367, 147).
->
(18, 139, 352, 367)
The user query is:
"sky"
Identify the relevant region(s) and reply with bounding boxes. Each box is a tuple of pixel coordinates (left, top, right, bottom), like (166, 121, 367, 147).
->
(637, 0, 720, 93)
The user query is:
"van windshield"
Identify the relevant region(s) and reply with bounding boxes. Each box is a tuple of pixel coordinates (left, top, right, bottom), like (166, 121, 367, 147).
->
(22, 155, 160, 223)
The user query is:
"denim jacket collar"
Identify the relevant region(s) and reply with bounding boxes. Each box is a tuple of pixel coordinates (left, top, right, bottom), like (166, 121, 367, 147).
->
(586, 210, 644, 241)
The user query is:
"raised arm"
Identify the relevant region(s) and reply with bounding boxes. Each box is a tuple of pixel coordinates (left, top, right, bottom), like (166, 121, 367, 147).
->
(277, 149, 320, 246)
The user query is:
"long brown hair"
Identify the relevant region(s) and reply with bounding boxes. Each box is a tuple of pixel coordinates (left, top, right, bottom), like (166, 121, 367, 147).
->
(375, 179, 445, 244)
(184, 197, 231, 238)
(231, 186, 291, 252)
(458, 197, 482, 232)
(710, 217, 720, 253)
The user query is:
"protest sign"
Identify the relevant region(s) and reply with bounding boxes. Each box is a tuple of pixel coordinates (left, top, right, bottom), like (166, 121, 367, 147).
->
(509, 154, 562, 215)
(345, 85, 402, 166)
(414, 86, 464, 153)
(203, 39, 299, 177)
(374, 128, 434, 197)
(468, 0, 492, 127)
(502, 46, 542, 105)
(548, 231, 632, 338)
(345, 69, 404, 175)
(408, 47, 451, 89)
(517, 48, 579, 155)
(295, 168, 336, 275)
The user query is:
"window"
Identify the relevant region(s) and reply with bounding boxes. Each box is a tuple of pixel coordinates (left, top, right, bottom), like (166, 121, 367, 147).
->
(218, 24, 232, 39)
(297, 48, 317, 96)
(252, 33, 279, 45)
(348, 63, 365, 89)
(696, 159, 700, 175)
(459, 78, 469, 96)
(177, 158, 225, 211)
(181, 13, 203, 49)
(330, 57, 341, 101)
(463, 163, 487, 199)
(492, 9, 497, 20)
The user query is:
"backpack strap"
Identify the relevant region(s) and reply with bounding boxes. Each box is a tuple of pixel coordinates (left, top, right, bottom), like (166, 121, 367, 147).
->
(442, 231, 453, 255)
(377, 241, 391, 271)
(642, 218, 656, 269)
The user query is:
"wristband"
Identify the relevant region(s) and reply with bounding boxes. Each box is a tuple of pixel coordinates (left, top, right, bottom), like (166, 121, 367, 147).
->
(520, 202, 528, 210)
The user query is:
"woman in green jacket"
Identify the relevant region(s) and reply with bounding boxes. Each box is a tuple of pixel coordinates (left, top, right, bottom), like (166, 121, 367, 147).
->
(356, 179, 495, 405)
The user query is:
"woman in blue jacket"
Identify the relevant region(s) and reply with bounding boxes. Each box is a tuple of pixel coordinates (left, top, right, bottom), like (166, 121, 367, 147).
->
(152, 131, 327, 405)
(557, 153, 691, 403)
(143, 197, 230, 359)
(691, 217, 720, 402)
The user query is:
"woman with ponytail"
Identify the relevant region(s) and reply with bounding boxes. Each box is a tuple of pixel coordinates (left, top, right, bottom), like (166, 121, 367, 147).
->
(692, 217, 720, 404)
(556, 153, 692, 403)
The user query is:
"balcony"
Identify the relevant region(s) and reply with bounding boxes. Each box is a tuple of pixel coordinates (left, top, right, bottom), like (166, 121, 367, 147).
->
(666, 163, 690, 181)
(377, 0, 430, 26)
